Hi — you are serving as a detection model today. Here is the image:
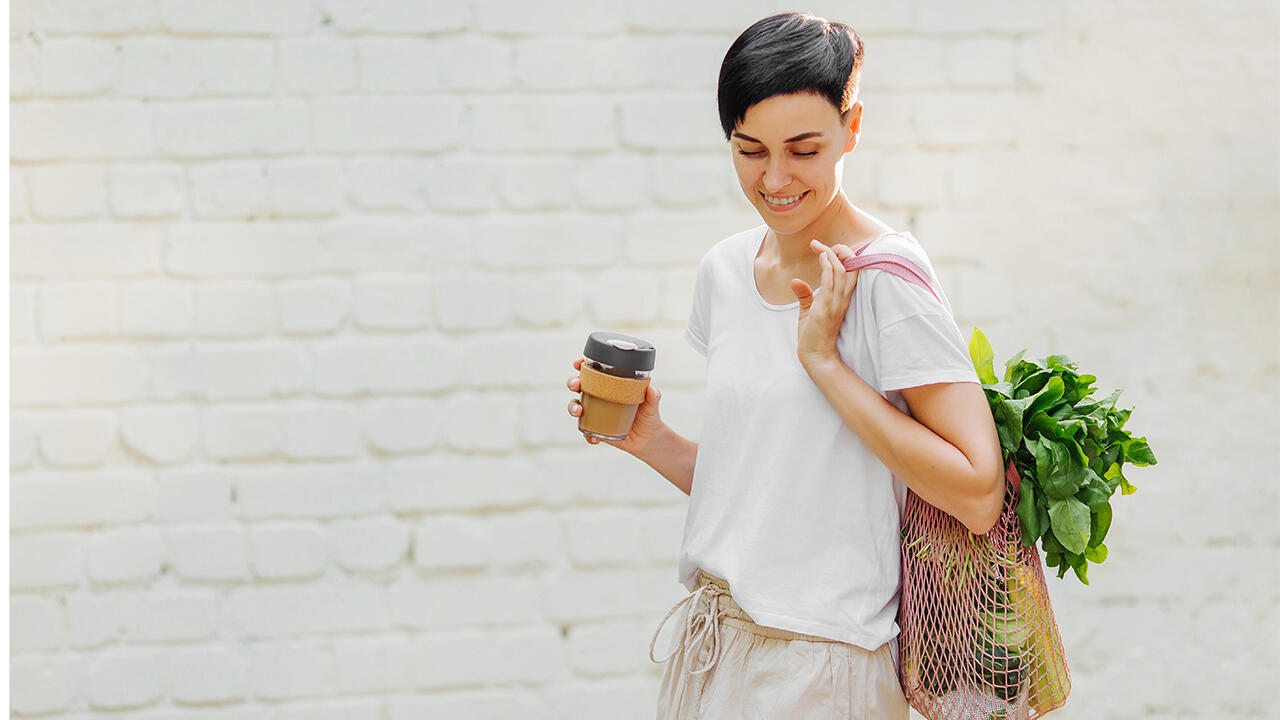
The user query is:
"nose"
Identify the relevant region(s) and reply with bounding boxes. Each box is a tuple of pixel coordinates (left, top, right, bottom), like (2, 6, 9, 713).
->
(761, 157, 792, 193)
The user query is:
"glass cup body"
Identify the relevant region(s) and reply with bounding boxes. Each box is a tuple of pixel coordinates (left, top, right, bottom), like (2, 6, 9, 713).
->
(578, 358, 651, 441)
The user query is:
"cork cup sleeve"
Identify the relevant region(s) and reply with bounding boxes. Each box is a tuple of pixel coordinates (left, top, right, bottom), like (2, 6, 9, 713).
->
(577, 364, 650, 405)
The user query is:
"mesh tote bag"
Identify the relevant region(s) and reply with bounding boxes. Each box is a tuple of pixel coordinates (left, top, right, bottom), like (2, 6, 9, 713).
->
(842, 240, 1071, 720)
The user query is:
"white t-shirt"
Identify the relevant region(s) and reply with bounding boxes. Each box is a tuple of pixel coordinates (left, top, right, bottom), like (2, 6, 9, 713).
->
(678, 223, 979, 650)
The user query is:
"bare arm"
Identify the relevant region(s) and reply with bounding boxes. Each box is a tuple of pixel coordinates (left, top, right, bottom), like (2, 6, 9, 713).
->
(802, 355, 1004, 534)
(631, 424, 696, 496)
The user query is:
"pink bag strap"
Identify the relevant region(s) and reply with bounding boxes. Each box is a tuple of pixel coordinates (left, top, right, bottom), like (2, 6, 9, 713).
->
(839, 233, 944, 306)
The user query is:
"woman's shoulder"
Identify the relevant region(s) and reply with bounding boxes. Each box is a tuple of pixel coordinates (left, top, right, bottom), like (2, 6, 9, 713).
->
(857, 229, 932, 268)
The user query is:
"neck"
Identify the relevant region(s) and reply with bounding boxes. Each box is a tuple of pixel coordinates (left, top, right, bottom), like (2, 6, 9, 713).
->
(763, 190, 861, 269)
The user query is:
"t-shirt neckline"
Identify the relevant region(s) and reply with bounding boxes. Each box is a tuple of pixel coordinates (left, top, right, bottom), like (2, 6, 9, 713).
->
(747, 225, 905, 312)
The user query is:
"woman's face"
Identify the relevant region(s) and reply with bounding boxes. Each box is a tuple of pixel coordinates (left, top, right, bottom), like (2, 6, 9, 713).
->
(729, 92, 861, 234)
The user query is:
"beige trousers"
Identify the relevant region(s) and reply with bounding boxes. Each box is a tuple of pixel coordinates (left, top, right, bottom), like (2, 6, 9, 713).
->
(650, 571, 910, 720)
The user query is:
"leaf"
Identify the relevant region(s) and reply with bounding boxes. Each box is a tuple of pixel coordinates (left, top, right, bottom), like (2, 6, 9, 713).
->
(1002, 349, 1027, 383)
(1076, 468, 1112, 510)
(1048, 496, 1091, 555)
(1090, 501, 1113, 547)
(1085, 542, 1108, 563)
(1026, 375, 1066, 417)
(1016, 480, 1042, 547)
(1068, 551, 1090, 584)
(969, 328, 999, 385)
(993, 396, 1035, 457)
(1123, 436, 1158, 466)
(1118, 475, 1139, 495)
(1032, 436, 1089, 499)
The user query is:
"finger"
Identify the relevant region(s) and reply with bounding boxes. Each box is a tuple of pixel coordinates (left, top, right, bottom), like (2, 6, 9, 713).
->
(819, 247, 833, 290)
(573, 356, 583, 369)
(792, 278, 813, 309)
(831, 243, 854, 261)
(568, 374, 578, 390)
(568, 398, 581, 415)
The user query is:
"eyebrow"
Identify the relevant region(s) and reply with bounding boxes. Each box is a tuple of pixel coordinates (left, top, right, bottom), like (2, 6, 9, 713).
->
(731, 131, 824, 144)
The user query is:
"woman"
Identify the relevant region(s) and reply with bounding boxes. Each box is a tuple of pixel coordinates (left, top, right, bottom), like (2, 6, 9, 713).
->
(566, 12, 1003, 719)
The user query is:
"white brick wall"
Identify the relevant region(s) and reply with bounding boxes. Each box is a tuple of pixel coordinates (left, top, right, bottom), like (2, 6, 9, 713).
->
(9, 1, 1277, 718)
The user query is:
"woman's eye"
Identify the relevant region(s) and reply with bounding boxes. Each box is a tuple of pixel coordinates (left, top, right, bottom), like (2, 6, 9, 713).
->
(794, 151, 817, 157)
(737, 149, 763, 157)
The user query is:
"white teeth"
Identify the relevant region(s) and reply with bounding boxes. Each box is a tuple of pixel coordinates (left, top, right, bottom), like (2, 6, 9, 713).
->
(764, 192, 804, 206)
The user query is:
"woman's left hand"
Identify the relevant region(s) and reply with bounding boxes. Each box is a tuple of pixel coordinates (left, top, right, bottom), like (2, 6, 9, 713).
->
(791, 240, 858, 370)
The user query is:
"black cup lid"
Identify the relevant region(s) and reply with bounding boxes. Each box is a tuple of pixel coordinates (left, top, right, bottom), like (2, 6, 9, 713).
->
(583, 331, 656, 371)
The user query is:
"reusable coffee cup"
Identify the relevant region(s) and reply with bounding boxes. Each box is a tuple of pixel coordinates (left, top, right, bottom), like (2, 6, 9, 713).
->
(577, 330, 656, 441)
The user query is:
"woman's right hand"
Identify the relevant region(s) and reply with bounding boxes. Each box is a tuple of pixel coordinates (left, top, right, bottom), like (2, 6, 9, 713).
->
(567, 355, 666, 456)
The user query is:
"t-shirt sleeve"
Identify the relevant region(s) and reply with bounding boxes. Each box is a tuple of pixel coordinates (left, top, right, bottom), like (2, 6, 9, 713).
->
(684, 257, 710, 357)
(866, 264, 978, 393)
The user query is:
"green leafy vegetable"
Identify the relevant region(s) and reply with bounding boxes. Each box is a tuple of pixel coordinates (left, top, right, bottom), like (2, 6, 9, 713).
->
(967, 328, 1157, 584)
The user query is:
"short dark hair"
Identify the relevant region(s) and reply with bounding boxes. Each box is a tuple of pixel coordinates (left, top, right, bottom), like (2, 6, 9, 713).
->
(717, 12, 865, 141)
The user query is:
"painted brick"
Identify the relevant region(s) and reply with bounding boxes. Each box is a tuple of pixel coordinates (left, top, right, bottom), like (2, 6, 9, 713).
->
(10, 532, 85, 589)
(276, 277, 350, 335)
(469, 98, 615, 152)
(321, 0, 467, 33)
(312, 98, 464, 152)
(166, 223, 323, 278)
(10, 413, 38, 470)
(121, 280, 195, 339)
(155, 468, 232, 522)
(9, 657, 75, 715)
(35, 0, 162, 34)
(312, 337, 462, 396)
(11, 224, 165, 280)
(497, 156, 577, 211)
(32, 41, 123, 100)
(191, 343, 308, 400)
(360, 398, 444, 454)
(343, 157, 426, 211)
(10, 471, 156, 531)
(389, 575, 543, 630)
(246, 641, 337, 700)
(282, 404, 361, 460)
(12, 101, 154, 160)
(188, 161, 267, 219)
(85, 527, 166, 584)
(156, 100, 308, 157)
(433, 272, 512, 330)
(333, 638, 415, 693)
(329, 517, 411, 572)
(384, 455, 541, 513)
(165, 645, 250, 704)
(202, 405, 285, 460)
(472, 0, 622, 34)
(250, 523, 328, 579)
(119, 38, 273, 98)
(226, 585, 388, 639)
(280, 38, 357, 94)
(28, 162, 108, 219)
(194, 281, 274, 337)
(165, 526, 250, 581)
(10, 596, 68, 651)
(158, 0, 312, 35)
(36, 410, 116, 469)
(232, 464, 386, 519)
(352, 273, 433, 331)
(108, 163, 184, 218)
(38, 282, 120, 342)
(265, 159, 343, 217)
(573, 153, 649, 211)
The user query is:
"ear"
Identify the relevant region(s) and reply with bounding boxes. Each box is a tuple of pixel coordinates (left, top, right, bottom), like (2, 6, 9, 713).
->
(842, 102, 863, 153)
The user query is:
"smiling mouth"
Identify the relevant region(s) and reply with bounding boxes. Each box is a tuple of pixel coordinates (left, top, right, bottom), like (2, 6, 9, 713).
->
(761, 191, 807, 207)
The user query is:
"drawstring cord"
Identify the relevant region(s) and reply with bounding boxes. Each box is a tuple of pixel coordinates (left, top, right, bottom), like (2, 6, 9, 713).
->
(648, 581, 732, 675)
